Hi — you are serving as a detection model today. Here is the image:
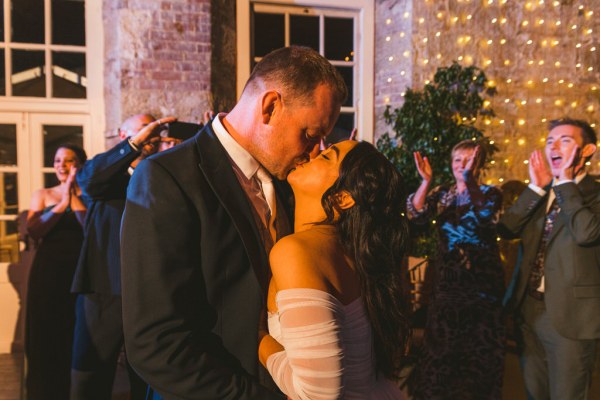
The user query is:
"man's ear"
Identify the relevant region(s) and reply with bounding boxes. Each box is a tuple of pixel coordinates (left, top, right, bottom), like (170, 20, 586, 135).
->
(581, 143, 597, 159)
(336, 191, 355, 210)
(261, 91, 280, 124)
(118, 128, 128, 141)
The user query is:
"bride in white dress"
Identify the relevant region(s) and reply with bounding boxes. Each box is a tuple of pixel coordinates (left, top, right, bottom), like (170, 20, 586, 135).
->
(259, 140, 411, 399)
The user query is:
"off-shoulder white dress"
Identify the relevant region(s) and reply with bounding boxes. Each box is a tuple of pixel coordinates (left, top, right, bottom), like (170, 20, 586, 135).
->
(267, 288, 404, 400)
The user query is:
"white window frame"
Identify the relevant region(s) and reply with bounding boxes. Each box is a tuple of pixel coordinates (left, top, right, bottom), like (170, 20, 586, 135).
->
(236, 0, 374, 143)
(0, 0, 105, 156)
(0, 112, 91, 213)
(0, 112, 23, 221)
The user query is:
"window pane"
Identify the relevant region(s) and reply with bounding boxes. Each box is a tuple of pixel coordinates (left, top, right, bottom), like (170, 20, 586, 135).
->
(52, 52, 86, 98)
(0, 0, 4, 42)
(12, 50, 46, 97)
(0, 219, 19, 263)
(0, 124, 17, 165)
(52, 0, 85, 45)
(253, 12, 285, 58)
(325, 17, 353, 61)
(326, 113, 354, 146)
(43, 125, 84, 168)
(12, 0, 45, 44)
(290, 15, 319, 51)
(44, 173, 59, 188)
(0, 49, 5, 96)
(337, 66, 353, 107)
(0, 172, 18, 215)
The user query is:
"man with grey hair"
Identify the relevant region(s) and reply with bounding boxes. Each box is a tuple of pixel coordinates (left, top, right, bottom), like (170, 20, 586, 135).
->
(71, 113, 171, 400)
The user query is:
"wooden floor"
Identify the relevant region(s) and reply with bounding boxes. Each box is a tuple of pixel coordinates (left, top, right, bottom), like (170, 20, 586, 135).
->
(0, 350, 598, 399)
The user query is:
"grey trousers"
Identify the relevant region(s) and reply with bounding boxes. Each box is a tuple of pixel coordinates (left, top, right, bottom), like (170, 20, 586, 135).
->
(519, 295, 597, 400)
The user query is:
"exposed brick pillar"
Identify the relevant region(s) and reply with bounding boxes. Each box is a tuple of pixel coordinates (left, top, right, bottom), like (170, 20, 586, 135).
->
(103, 0, 213, 143)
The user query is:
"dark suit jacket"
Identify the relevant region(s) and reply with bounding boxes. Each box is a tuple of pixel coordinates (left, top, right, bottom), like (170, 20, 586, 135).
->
(120, 125, 290, 399)
(72, 139, 140, 295)
(499, 174, 600, 340)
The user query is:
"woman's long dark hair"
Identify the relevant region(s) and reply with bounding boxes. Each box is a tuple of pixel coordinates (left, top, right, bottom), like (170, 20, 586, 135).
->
(321, 141, 411, 380)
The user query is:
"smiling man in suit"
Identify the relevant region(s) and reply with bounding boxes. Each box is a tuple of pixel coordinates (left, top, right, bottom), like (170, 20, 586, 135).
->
(500, 118, 600, 400)
(120, 46, 347, 399)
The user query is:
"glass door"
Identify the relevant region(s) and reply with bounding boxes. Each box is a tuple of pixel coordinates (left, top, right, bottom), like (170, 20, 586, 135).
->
(0, 111, 89, 355)
(0, 113, 22, 265)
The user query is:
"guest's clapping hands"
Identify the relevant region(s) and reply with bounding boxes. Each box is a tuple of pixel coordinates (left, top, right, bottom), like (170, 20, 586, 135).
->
(463, 145, 482, 183)
(414, 151, 432, 183)
(60, 167, 78, 205)
(201, 110, 215, 125)
(528, 150, 553, 188)
(558, 144, 581, 181)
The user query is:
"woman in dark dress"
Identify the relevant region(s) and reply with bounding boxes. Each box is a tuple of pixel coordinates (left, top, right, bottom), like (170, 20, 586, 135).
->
(407, 140, 505, 400)
(25, 144, 87, 399)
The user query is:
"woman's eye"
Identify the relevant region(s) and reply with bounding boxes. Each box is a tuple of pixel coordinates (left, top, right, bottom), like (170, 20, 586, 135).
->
(321, 154, 330, 160)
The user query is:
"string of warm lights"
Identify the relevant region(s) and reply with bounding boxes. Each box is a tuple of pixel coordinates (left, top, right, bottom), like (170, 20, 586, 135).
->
(380, 0, 600, 184)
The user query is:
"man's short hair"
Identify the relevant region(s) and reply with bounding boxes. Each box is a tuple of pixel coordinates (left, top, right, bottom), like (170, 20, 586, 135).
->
(549, 118, 597, 146)
(242, 46, 348, 106)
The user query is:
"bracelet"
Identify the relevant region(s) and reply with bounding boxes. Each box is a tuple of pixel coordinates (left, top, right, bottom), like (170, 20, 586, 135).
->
(128, 138, 140, 151)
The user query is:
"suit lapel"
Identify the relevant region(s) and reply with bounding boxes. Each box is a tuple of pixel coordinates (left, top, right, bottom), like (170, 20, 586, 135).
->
(194, 126, 270, 293)
(547, 175, 598, 245)
(529, 196, 548, 254)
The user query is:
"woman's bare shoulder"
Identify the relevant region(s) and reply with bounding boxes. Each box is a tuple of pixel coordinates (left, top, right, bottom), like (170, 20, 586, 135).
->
(270, 233, 314, 266)
(29, 187, 58, 212)
(269, 232, 333, 291)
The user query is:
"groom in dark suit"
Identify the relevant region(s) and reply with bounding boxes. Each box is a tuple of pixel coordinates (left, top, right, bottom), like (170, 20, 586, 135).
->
(500, 118, 599, 400)
(120, 46, 347, 399)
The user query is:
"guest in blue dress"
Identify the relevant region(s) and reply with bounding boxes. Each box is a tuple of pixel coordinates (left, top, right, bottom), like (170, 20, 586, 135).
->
(25, 144, 87, 400)
(407, 140, 506, 400)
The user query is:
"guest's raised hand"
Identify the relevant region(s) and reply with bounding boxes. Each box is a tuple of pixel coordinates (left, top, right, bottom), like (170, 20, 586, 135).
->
(414, 151, 432, 183)
(558, 144, 580, 181)
(140, 136, 161, 160)
(130, 116, 177, 149)
(463, 145, 481, 183)
(67, 166, 79, 192)
(201, 110, 215, 125)
(528, 150, 552, 188)
(58, 166, 77, 205)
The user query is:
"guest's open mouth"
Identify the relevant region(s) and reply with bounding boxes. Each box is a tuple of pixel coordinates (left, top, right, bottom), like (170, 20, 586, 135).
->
(550, 154, 562, 168)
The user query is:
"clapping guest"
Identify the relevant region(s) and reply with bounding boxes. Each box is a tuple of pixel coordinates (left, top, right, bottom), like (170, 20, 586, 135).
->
(407, 140, 506, 399)
(25, 144, 87, 400)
